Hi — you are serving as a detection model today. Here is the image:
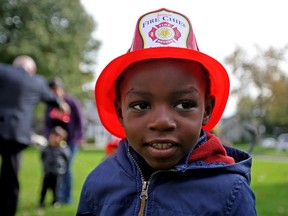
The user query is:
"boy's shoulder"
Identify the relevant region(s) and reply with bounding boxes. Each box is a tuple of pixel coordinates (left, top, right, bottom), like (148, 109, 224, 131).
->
(85, 151, 131, 179)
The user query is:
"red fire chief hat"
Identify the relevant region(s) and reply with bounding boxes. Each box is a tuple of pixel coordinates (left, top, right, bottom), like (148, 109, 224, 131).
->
(95, 8, 230, 138)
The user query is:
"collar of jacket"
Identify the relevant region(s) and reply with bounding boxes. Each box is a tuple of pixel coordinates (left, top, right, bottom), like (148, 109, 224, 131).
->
(189, 132, 235, 164)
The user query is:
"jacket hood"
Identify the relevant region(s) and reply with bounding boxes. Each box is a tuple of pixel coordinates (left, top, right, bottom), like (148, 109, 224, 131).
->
(187, 132, 253, 182)
(189, 132, 235, 164)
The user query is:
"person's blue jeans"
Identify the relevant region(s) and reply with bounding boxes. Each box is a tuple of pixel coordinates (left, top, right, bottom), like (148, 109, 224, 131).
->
(59, 142, 78, 204)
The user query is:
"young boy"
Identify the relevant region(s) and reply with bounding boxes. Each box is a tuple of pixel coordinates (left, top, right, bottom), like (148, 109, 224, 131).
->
(39, 126, 70, 209)
(77, 8, 256, 215)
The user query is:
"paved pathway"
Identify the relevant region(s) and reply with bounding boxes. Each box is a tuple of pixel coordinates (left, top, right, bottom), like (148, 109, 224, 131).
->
(252, 154, 288, 162)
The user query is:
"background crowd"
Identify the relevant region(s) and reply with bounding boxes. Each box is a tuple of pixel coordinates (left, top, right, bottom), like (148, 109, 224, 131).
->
(0, 55, 85, 216)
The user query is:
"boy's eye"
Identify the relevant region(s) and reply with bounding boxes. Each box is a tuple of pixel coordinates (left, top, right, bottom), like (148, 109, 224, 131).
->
(131, 102, 150, 110)
(175, 101, 195, 110)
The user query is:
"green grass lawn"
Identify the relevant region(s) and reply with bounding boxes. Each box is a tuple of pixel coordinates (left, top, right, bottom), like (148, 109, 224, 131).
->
(15, 145, 288, 216)
(251, 158, 288, 216)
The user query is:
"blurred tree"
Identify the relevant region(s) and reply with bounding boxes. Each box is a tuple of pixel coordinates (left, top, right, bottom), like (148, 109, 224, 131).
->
(225, 45, 288, 135)
(0, 0, 100, 132)
(0, 0, 100, 99)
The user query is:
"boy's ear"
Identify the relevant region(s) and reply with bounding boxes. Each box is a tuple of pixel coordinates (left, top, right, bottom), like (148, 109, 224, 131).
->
(202, 95, 215, 125)
(114, 100, 124, 126)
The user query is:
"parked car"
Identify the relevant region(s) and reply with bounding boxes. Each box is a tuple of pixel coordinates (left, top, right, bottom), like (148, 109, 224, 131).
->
(260, 137, 276, 148)
(276, 133, 288, 151)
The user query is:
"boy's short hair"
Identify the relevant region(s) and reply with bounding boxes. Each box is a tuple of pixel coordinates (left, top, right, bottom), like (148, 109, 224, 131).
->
(95, 8, 230, 138)
(51, 126, 67, 140)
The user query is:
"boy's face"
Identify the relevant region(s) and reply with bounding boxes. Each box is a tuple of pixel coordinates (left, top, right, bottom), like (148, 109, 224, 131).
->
(115, 59, 214, 170)
(49, 132, 64, 147)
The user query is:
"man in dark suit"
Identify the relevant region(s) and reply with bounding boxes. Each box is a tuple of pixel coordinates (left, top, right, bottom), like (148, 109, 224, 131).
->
(0, 55, 63, 216)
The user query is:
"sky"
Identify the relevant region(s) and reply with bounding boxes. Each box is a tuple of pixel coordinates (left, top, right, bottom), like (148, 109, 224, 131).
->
(80, 0, 288, 117)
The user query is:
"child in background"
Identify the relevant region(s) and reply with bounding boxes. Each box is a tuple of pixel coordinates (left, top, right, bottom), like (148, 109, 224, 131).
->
(38, 126, 70, 209)
(77, 8, 256, 215)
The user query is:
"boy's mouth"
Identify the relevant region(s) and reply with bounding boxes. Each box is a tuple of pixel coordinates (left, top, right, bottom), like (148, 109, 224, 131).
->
(149, 143, 175, 150)
(144, 141, 178, 159)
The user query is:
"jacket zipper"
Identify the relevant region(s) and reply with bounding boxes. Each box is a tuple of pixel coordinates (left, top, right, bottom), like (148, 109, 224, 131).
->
(138, 180, 150, 216)
(128, 148, 177, 216)
(128, 149, 150, 216)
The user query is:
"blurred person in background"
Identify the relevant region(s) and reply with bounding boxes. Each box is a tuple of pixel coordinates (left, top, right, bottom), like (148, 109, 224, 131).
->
(44, 77, 85, 204)
(0, 55, 64, 216)
(38, 126, 70, 209)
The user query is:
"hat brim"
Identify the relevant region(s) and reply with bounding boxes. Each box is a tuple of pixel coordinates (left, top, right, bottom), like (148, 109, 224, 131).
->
(96, 47, 230, 138)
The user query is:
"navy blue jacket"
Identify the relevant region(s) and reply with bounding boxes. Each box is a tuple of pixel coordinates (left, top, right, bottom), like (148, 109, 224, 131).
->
(77, 133, 256, 216)
(0, 64, 59, 145)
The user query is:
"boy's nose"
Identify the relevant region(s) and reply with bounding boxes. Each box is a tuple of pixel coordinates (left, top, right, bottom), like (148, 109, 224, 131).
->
(148, 106, 177, 131)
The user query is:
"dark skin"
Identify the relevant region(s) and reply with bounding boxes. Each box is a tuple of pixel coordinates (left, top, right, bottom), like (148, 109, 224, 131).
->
(49, 132, 65, 147)
(115, 59, 215, 170)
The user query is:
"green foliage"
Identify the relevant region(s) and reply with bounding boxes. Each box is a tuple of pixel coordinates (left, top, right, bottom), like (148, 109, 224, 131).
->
(225, 45, 288, 134)
(0, 0, 100, 99)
